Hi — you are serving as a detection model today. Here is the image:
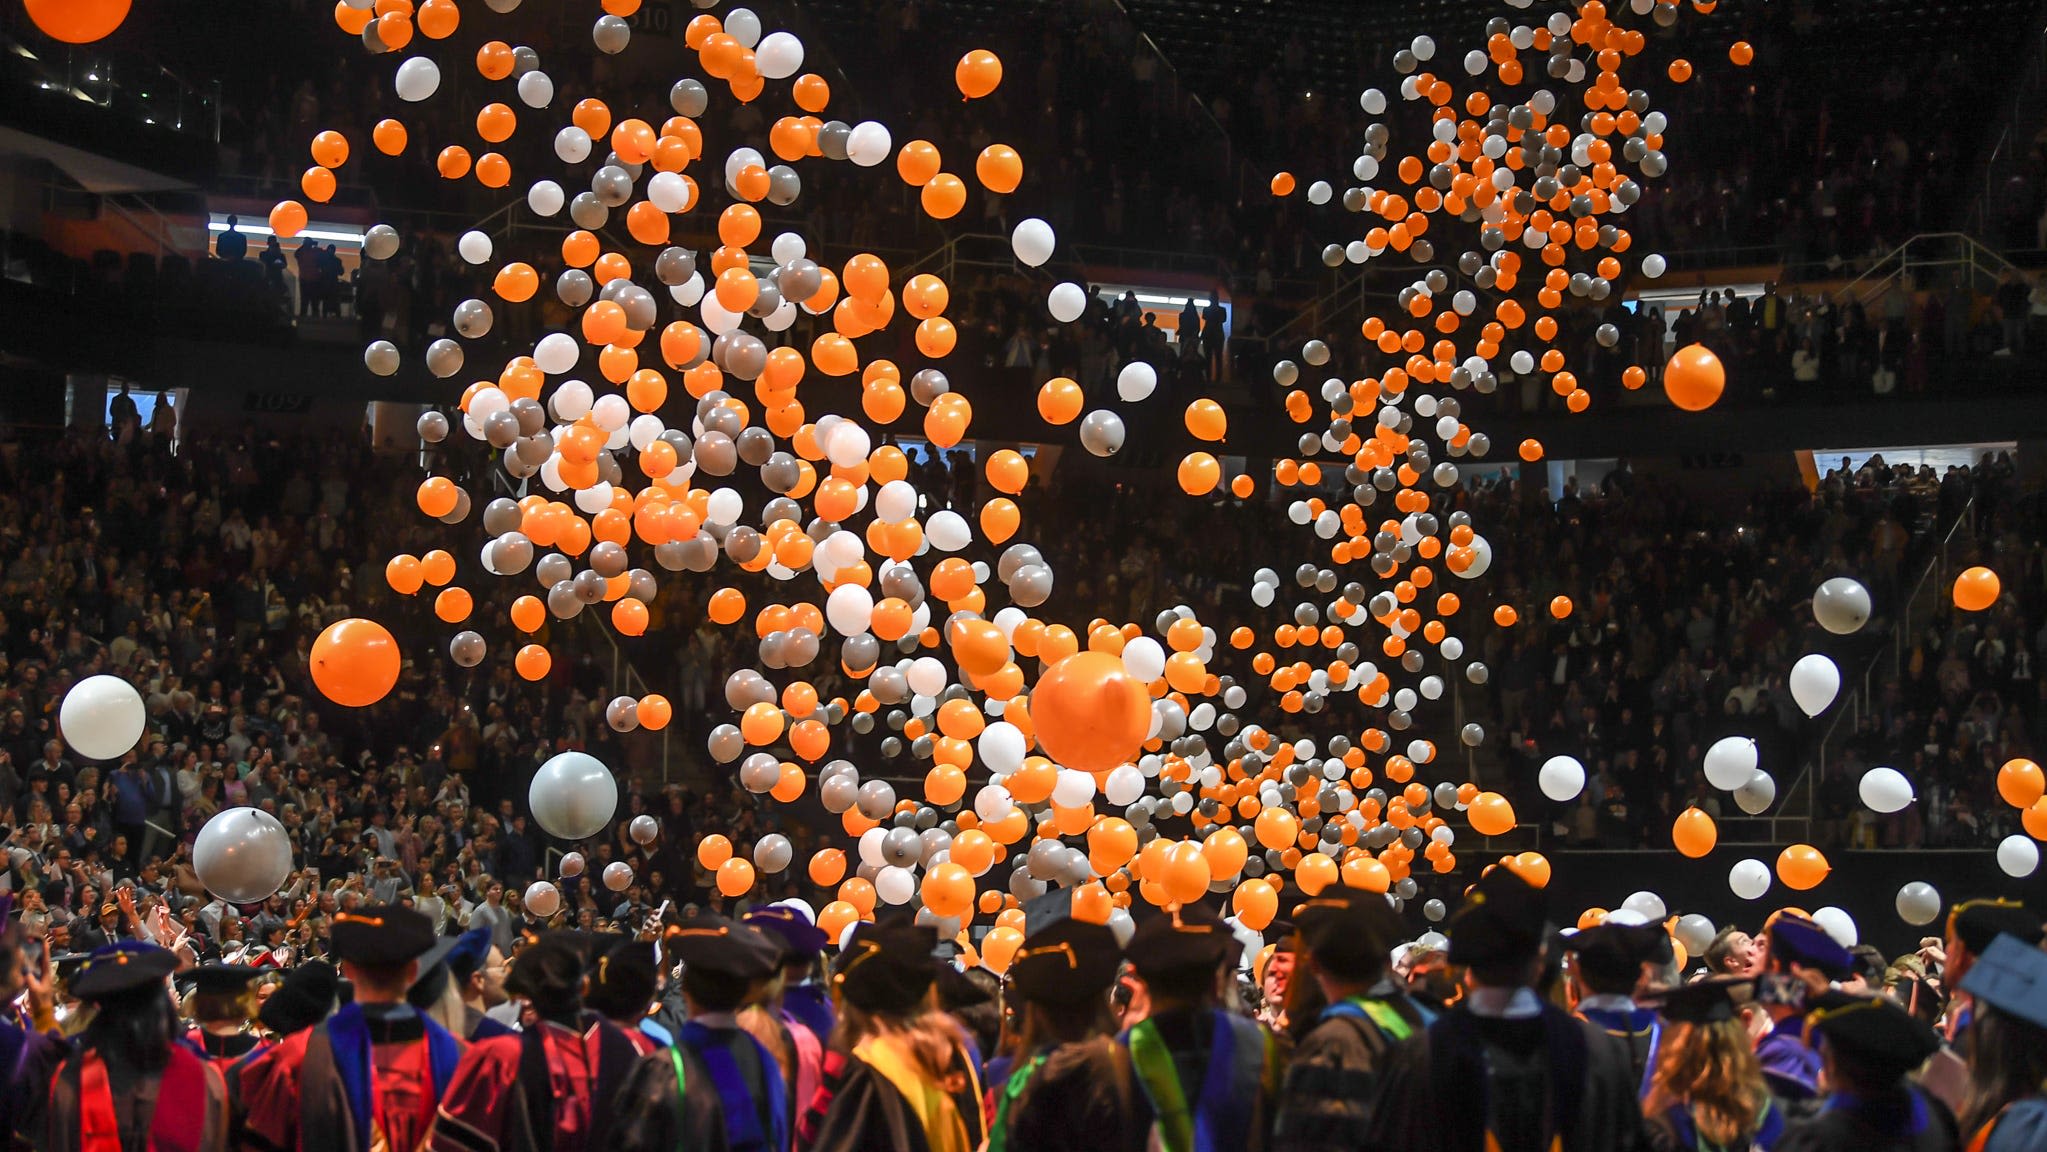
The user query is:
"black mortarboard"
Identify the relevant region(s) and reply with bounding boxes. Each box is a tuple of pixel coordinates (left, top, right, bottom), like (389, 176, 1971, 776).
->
(1949, 900, 2043, 955)
(189, 964, 261, 997)
(667, 913, 780, 980)
(1267, 920, 1297, 954)
(1126, 903, 1240, 979)
(1959, 934, 2047, 1031)
(1292, 890, 1405, 972)
(1010, 918, 1122, 1006)
(1803, 992, 1940, 1081)
(71, 942, 178, 1001)
(585, 934, 660, 1020)
(260, 960, 338, 1036)
(407, 925, 494, 1011)
(1766, 916, 1853, 981)
(1568, 923, 1675, 988)
(1448, 867, 1549, 968)
(745, 905, 828, 959)
(1652, 976, 1752, 1024)
(502, 931, 588, 1003)
(833, 920, 940, 1015)
(329, 905, 438, 967)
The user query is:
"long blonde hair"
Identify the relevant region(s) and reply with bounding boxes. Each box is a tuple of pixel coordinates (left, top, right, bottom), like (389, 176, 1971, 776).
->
(1642, 1019, 1769, 1148)
(833, 997, 974, 1096)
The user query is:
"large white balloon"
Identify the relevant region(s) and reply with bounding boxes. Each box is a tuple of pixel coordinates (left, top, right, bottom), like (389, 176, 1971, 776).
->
(1673, 913, 1716, 955)
(59, 675, 146, 761)
(756, 32, 804, 78)
(1117, 362, 1157, 402)
(1998, 834, 2041, 877)
(979, 724, 1026, 773)
(1047, 282, 1087, 323)
(1122, 638, 1167, 684)
(846, 121, 893, 167)
(603, 861, 634, 891)
(529, 752, 619, 840)
(1538, 755, 1586, 802)
(527, 180, 565, 216)
(193, 808, 295, 904)
(1104, 763, 1146, 806)
(1813, 577, 1872, 635)
(875, 865, 915, 905)
(1858, 767, 1915, 814)
(1704, 737, 1759, 791)
(1728, 858, 1772, 900)
(1621, 891, 1667, 921)
(457, 230, 494, 265)
(395, 57, 441, 102)
(1789, 653, 1840, 717)
(1011, 218, 1056, 267)
(1895, 881, 1942, 926)
(525, 881, 562, 918)
(825, 585, 875, 636)
(1812, 906, 1858, 948)
(629, 815, 660, 845)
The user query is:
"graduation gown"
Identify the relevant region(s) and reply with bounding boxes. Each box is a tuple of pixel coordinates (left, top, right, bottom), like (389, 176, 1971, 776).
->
(1115, 1007, 1280, 1152)
(1972, 1095, 2047, 1152)
(238, 1001, 463, 1152)
(801, 1036, 984, 1152)
(1272, 993, 1430, 1152)
(782, 984, 836, 1050)
(1757, 1016, 1822, 1105)
(1645, 1098, 1785, 1152)
(424, 1017, 644, 1152)
(611, 1040, 738, 1152)
(0, 1018, 65, 1149)
(1575, 1004, 1659, 1094)
(44, 1041, 232, 1152)
(186, 1030, 270, 1066)
(988, 1038, 1152, 1152)
(1776, 1088, 1958, 1152)
(1363, 1002, 1647, 1152)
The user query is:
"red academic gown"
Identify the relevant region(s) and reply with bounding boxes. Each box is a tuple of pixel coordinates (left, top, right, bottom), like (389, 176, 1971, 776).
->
(238, 1002, 463, 1152)
(424, 1017, 647, 1152)
(44, 1041, 232, 1152)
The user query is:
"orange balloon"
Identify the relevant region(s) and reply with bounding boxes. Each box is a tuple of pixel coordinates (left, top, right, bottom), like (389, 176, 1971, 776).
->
(716, 857, 756, 898)
(955, 49, 1003, 98)
(1549, 595, 1573, 620)
(1776, 844, 1830, 891)
(494, 263, 539, 302)
(1232, 878, 1277, 931)
(25, 0, 131, 42)
(896, 140, 941, 186)
(417, 0, 457, 37)
(475, 102, 516, 143)
(514, 644, 552, 681)
(268, 200, 308, 240)
(372, 119, 408, 155)
(921, 862, 975, 918)
(1037, 377, 1083, 424)
(436, 146, 471, 179)
(1999, 758, 2046, 809)
(1254, 807, 1299, 851)
(1664, 343, 1725, 411)
(921, 174, 967, 219)
(310, 619, 401, 707)
(1509, 852, 1553, 889)
(975, 145, 1023, 193)
(385, 555, 423, 595)
(1161, 841, 1213, 903)
(1031, 652, 1149, 773)
(1954, 566, 2001, 612)
(1729, 40, 1754, 65)
(433, 587, 472, 623)
(1177, 452, 1221, 496)
(1184, 399, 1227, 441)
(1468, 791, 1517, 836)
(638, 695, 673, 731)
(808, 848, 847, 887)
(1672, 807, 1718, 858)
(697, 835, 734, 869)
(980, 925, 1023, 974)
(2023, 797, 2047, 841)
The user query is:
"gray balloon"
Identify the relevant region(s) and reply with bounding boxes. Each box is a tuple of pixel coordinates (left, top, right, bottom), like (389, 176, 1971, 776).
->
(425, 339, 464, 378)
(627, 568, 657, 603)
(515, 435, 552, 466)
(910, 369, 950, 406)
(569, 192, 609, 230)
(483, 410, 520, 448)
(733, 426, 773, 468)
(536, 552, 574, 587)
(723, 333, 768, 380)
(588, 540, 628, 578)
(1078, 410, 1125, 456)
(547, 581, 585, 619)
(491, 533, 533, 574)
(556, 269, 594, 308)
(511, 397, 546, 434)
(655, 247, 697, 286)
(760, 453, 801, 493)
(591, 165, 635, 207)
(363, 224, 400, 261)
(572, 569, 607, 604)
(700, 402, 743, 437)
(741, 753, 781, 793)
(1010, 564, 1053, 608)
(511, 45, 540, 74)
(748, 280, 783, 319)
(449, 631, 487, 667)
(707, 724, 745, 764)
(881, 827, 922, 868)
(416, 412, 449, 443)
(856, 780, 897, 820)
(818, 121, 852, 161)
(483, 498, 523, 536)
(694, 431, 737, 476)
(606, 697, 640, 732)
(454, 299, 494, 338)
(997, 544, 1043, 583)
(842, 634, 880, 672)
(820, 773, 859, 814)
(869, 666, 909, 704)
(669, 78, 708, 117)
(592, 14, 630, 53)
(753, 834, 793, 873)
(766, 165, 801, 206)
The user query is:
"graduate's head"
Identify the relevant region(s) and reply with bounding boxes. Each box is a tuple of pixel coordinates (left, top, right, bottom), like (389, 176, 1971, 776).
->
(330, 905, 438, 1004)
(1945, 899, 2042, 984)
(186, 964, 262, 1026)
(1804, 992, 1939, 1096)
(1567, 922, 1673, 998)
(503, 932, 587, 1023)
(584, 935, 660, 1023)
(73, 943, 180, 1071)
(1447, 868, 1549, 988)
(668, 913, 779, 1016)
(1125, 904, 1241, 1010)
(1291, 889, 1406, 990)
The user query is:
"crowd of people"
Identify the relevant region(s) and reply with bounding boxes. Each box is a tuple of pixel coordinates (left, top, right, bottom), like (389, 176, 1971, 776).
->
(0, 843, 2041, 1152)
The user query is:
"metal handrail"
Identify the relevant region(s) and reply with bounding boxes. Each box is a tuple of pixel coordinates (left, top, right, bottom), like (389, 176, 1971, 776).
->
(1831, 233, 2021, 307)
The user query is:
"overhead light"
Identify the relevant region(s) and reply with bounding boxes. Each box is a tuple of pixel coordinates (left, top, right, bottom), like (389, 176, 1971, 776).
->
(209, 220, 366, 245)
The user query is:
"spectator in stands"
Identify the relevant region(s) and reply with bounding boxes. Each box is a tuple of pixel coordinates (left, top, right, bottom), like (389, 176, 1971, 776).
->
(215, 217, 246, 263)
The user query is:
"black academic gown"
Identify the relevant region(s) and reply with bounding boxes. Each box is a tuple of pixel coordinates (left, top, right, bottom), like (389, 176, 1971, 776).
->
(996, 1038, 1152, 1152)
(1272, 995, 1428, 1152)
(1776, 1088, 1959, 1152)
(1364, 1002, 1646, 1152)
(610, 1042, 735, 1152)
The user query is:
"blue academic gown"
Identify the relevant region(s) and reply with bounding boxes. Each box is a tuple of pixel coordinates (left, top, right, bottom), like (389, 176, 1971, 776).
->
(1756, 1015, 1820, 1102)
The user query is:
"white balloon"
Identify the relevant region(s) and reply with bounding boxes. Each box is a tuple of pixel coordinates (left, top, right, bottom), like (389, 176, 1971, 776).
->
(394, 57, 441, 102)
(193, 807, 295, 904)
(979, 724, 1026, 774)
(554, 126, 592, 163)
(629, 413, 665, 452)
(1051, 769, 1096, 808)
(629, 815, 660, 845)
(756, 31, 804, 79)
(671, 271, 706, 308)
(1812, 906, 1858, 948)
(825, 584, 874, 636)
(724, 7, 761, 47)
(1104, 764, 1146, 806)
(973, 784, 1014, 822)
(573, 482, 614, 514)
(560, 852, 586, 878)
(770, 233, 807, 265)
(907, 657, 948, 697)
(524, 881, 562, 918)
(1998, 834, 2041, 878)
(1122, 637, 1166, 683)
(603, 861, 634, 891)
(59, 675, 146, 761)
(1621, 891, 1667, 921)
(926, 510, 970, 551)
(1011, 218, 1056, 267)
(1107, 907, 1136, 948)
(1117, 362, 1157, 402)
(1047, 282, 1087, 323)
(550, 379, 593, 421)
(825, 422, 870, 468)
(876, 865, 915, 905)
(706, 487, 742, 525)
(1895, 881, 1942, 926)
(1813, 577, 1872, 635)
(457, 230, 494, 265)
(1734, 770, 1777, 815)
(534, 332, 580, 374)
(647, 171, 693, 214)
(699, 295, 742, 335)
(516, 69, 554, 108)
(1789, 653, 1840, 717)
(846, 121, 893, 167)
(1728, 858, 1773, 900)
(529, 752, 618, 840)
(527, 180, 565, 216)
(876, 480, 917, 524)
(1704, 736, 1759, 791)
(1858, 767, 1915, 814)
(1641, 253, 1667, 278)
(1673, 913, 1716, 955)
(1538, 755, 1586, 802)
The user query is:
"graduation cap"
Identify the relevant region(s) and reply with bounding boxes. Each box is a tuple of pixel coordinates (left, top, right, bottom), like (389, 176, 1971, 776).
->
(585, 934, 660, 1020)
(260, 960, 338, 1036)
(407, 926, 492, 1011)
(1567, 922, 1675, 989)
(329, 905, 438, 967)
(188, 964, 261, 998)
(1650, 976, 1753, 1024)
(1447, 866, 1549, 969)
(666, 913, 781, 980)
(71, 942, 178, 1001)
(503, 930, 589, 1003)
(832, 919, 940, 1016)
(1766, 915, 1852, 981)
(1291, 889, 1406, 974)
(1803, 992, 1940, 1082)
(1022, 887, 1075, 937)
(1010, 918, 1122, 1007)
(1126, 903, 1241, 980)
(745, 904, 828, 960)
(1959, 934, 2047, 1031)
(1948, 899, 2043, 955)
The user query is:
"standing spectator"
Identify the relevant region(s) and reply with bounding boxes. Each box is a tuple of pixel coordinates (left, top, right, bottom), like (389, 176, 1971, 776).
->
(216, 216, 248, 263)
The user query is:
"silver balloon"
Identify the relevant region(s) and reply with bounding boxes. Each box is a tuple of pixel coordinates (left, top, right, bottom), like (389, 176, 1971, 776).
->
(602, 861, 634, 891)
(416, 411, 449, 443)
(363, 224, 400, 261)
(592, 14, 631, 53)
(425, 339, 465, 378)
(524, 881, 562, 918)
(606, 696, 640, 732)
(754, 833, 793, 873)
(453, 298, 494, 338)
(1078, 410, 1125, 457)
(528, 752, 618, 839)
(364, 341, 400, 376)
(193, 807, 295, 904)
(449, 631, 487, 667)
(629, 815, 660, 845)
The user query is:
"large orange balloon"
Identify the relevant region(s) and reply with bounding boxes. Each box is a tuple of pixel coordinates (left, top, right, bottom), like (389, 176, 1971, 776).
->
(1672, 807, 1718, 858)
(310, 619, 401, 708)
(25, 0, 130, 43)
(1776, 844, 1830, 891)
(809, 848, 846, 887)
(1160, 841, 1212, 904)
(1232, 877, 1277, 930)
(1467, 791, 1517, 836)
(1999, 758, 2046, 809)
(980, 925, 1024, 974)
(1664, 343, 1725, 411)
(717, 857, 756, 897)
(1954, 566, 2001, 612)
(817, 900, 859, 941)
(955, 49, 1003, 98)
(1030, 651, 1149, 772)
(921, 862, 975, 918)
